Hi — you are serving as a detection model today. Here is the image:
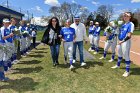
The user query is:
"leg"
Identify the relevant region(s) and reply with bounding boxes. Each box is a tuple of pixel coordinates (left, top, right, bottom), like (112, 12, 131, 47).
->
(77, 41, 84, 63)
(73, 42, 77, 60)
(63, 43, 68, 62)
(50, 46, 56, 64)
(55, 44, 60, 64)
(117, 45, 123, 66)
(104, 41, 111, 58)
(68, 42, 73, 65)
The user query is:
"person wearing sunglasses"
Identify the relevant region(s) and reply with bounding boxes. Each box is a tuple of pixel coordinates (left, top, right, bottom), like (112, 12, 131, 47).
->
(111, 12, 134, 77)
(42, 17, 61, 67)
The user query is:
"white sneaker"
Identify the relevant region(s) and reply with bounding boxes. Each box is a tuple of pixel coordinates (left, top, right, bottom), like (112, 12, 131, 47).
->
(69, 65, 75, 70)
(26, 52, 30, 54)
(122, 71, 130, 77)
(12, 60, 19, 65)
(73, 60, 76, 63)
(88, 48, 91, 52)
(99, 56, 105, 60)
(111, 65, 120, 69)
(94, 52, 97, 55)
(108, 59, 114, 62)
(81, 62, 86, 67)
(91, 50, 95, 52)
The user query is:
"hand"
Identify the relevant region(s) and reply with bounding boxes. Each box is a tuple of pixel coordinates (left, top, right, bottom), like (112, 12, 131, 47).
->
(10, 33, 14, 37)
(62, 39, 66, 42)
(118, 41, 123, 45)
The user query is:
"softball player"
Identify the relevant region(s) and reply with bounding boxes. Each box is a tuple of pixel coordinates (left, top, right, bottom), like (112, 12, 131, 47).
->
(99, 21, 117, 62)
(26, 23, 32, 53)
(9, 18, 19, 64)
(19, 21, 27, 56)
(0, 27, 9, 81)
(1, 18, 14, 71)
(88, 21, 95, 52)
(93, 22, 101, 55)
(111, 12, 134, 77)
(60, 19, 76, 70)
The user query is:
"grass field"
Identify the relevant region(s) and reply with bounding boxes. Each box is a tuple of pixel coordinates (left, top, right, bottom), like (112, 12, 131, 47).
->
(0, 31, 140, 93)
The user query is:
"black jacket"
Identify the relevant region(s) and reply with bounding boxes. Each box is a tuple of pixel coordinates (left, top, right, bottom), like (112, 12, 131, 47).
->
(41, 26, 61, 46)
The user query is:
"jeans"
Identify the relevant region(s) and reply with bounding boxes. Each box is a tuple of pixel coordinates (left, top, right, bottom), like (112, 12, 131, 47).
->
(50, 44, 60, 64)
(73, 41, 84, 63)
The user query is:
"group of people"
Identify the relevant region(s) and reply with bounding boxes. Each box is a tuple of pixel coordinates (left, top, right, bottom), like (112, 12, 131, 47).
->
(42, 11, 134, 77)
(0, 18, 37, 81)
(87, 12, 134, 77)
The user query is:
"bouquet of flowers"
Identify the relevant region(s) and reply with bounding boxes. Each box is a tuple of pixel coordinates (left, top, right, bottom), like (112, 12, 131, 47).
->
(12, 28, 21, 36)
(22, 31, 29, 37)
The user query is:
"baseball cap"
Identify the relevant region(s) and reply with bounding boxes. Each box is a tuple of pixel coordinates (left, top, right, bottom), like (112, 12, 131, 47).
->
(74, 16, 80, 20)
(95, 22, 99, 25)
(3, 18, 10, 23)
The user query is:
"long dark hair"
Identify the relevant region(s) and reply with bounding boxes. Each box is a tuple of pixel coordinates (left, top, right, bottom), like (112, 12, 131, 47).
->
(48, 17, 61, 31)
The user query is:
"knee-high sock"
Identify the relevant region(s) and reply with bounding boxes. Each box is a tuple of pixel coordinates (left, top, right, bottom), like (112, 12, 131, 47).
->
(103, 51, 107, 58)
(117, 57, 122, 66)
(126, 61, 131, 72)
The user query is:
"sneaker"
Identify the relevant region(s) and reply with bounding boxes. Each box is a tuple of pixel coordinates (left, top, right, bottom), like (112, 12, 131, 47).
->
(122, 71, 130, 77)
(26, 52, 30, 55)
(0, 77, 9, 82)
(81, 62, 86, 67)
(73, 60, 76, 63)
(88, 48, 91, 51)
(108, 59, 114, 62)
(111, 65, 120, 69)
(93, 52, 97, 55)
(69, 65, 75, 70)
(99, 56, 105, 60)
(91, 49, 95, 52)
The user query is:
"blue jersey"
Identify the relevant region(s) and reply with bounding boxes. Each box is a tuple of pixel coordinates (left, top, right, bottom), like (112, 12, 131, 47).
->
(88, 26, 94, 34)
(19, 26, 27, 38)
(26, 27, 32, 35)
(118, 22, 134, 41)
(93, 26, 101, 36)
(0, 30, 4, 44)
(9, 25, 19, 40)
(1, 27, 13, 43)
(60, 27, 75, 42)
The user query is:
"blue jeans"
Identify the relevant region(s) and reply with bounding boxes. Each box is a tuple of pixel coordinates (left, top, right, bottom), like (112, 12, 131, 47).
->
(50, 44, 60, 64)
(73, 41, 84, 63)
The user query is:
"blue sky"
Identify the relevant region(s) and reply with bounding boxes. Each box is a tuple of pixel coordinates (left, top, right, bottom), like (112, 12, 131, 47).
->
(0, 0, 140, 19)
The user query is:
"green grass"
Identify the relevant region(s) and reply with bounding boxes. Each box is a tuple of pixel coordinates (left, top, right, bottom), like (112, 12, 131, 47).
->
(0, 31, 140, 93)
(133, 30, 140, 35)
(36, 31, 44, 41)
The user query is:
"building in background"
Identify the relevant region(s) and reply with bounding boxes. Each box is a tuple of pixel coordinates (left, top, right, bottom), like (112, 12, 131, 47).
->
(0, 5, 24, 27)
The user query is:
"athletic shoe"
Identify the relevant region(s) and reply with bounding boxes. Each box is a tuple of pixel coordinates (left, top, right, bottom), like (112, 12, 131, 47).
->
(122, 71, 130, 77)
(12, 60, 20, 65)
(0, 77, 9, 82)
(88, 48, 91, 52)
(73, 60, 76, 63)
(108, 59, 114, 62)
(69, 65, 75, 70)
(81, 62, 86, 67)
(99, 56, 105, 60)
(111, 65, 120, 69)
(26, 52, 30, 55)
(93, 52, 97, 55)
(91, 49, 95, 52)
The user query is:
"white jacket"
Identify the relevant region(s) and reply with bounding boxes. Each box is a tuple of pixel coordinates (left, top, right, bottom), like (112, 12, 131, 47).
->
(70, 22, 88, 42)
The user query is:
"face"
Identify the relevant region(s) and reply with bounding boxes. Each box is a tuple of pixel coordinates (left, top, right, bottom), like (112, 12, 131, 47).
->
(52, 18, 57, 26)
(66, 21, 71, 27)
(20, 21, 25, 26)
(75, 19, 80, 24)
(11, 19, 16, 25)
(123, 14, 131, 22)
(90, 22, 93, 26)
(3, 22, 10, 27)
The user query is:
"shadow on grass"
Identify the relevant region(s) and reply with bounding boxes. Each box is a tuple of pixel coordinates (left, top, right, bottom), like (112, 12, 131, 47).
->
(18, 60, 42, 65)
(121, 66, 140, 75)
(12, 66, 43, 74)
(33, 51, 48, 54)
(58, 61, 104, 73)
(0, 77, 39, 92)
(27, 54, 44, 58)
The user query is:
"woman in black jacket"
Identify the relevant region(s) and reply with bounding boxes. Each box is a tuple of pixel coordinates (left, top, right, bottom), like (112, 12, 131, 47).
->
(42, 17, 61, 66)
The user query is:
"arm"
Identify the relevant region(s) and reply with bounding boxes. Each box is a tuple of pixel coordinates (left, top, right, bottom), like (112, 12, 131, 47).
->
(119, 23, 134, 45)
